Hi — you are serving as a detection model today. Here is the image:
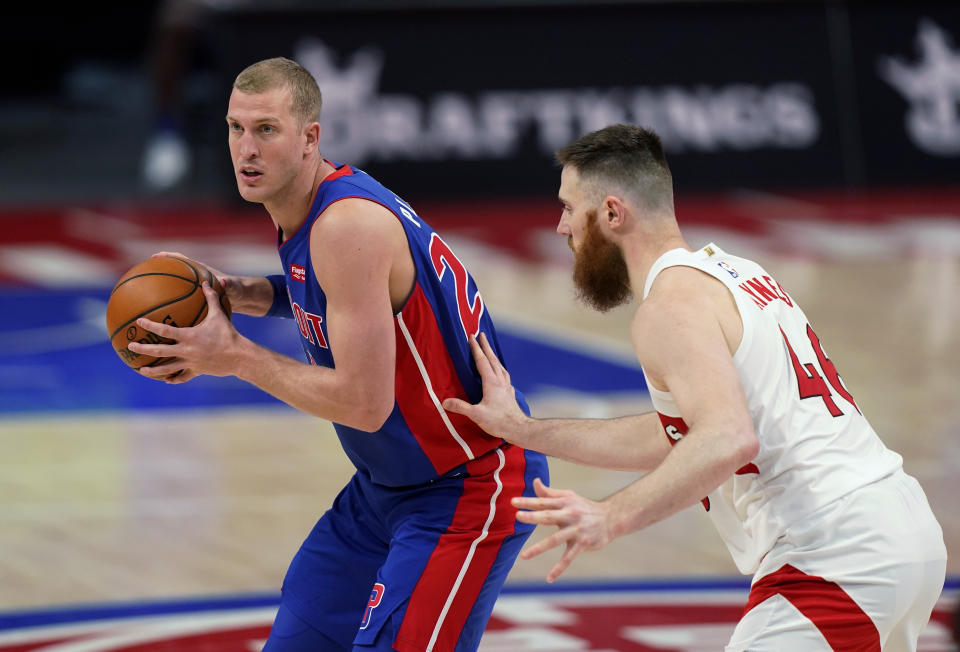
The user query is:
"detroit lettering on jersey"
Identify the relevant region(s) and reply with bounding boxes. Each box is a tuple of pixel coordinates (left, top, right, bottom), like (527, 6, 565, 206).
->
(275, 161, 521, 486)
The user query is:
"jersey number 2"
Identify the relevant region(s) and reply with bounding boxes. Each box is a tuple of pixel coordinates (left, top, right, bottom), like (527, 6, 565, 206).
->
(429, 233, 484, 339)
(780, 325, 859, 417)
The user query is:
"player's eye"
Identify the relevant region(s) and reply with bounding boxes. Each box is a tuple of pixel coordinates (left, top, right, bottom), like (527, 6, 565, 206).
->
(229, 122, 242, 132)
(261, 125, 275, 134)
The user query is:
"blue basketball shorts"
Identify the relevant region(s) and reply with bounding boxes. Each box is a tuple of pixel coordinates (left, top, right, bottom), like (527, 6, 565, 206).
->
(262, 443, 548, 652)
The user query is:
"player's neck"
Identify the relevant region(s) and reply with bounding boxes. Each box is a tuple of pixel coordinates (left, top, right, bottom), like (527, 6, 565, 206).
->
(267, 157, 336, 240)
(623, 231, 690, 302)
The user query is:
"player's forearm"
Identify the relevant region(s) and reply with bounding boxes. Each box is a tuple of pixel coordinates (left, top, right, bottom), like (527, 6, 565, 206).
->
(605, 425, 757, 539)
(227, 276, 277, 316)
(230, 337, 393, 431)
(512, 413, 670, 471)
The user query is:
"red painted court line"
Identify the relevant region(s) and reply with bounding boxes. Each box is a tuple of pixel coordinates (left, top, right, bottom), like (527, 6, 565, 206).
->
(1, 188, 959, 287)
(0, 585, 955, 651)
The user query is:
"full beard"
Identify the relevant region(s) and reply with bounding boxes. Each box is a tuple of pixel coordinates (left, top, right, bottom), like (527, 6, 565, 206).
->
(571, 210, 633, 313)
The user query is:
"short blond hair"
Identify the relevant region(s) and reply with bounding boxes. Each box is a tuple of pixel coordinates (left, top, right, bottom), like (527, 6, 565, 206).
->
(233, 57, 322, 126)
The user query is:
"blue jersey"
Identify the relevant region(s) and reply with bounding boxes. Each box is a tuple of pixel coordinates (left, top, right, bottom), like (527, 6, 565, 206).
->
(277, 162, 528, 486)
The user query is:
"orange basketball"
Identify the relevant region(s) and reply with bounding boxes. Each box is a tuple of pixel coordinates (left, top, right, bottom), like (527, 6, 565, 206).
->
(105, 256, 232, 373)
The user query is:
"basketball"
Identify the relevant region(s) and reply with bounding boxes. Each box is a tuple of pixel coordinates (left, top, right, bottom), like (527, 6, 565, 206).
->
(106, 256, 232, 373)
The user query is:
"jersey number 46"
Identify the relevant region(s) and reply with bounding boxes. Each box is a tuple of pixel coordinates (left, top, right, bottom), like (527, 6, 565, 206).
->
(781, 324, 860, 417)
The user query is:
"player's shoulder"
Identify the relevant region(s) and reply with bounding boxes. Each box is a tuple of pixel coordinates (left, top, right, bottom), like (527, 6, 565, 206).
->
(634, 266, 730, 336)
(307, 197, 406, 277)
(313, 196, 400, 240)
(646, 263, 727, 304)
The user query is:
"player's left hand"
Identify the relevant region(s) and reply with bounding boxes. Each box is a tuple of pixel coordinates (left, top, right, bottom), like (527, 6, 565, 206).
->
(512, 478, 613, 583)
(128, 282, 241, 383)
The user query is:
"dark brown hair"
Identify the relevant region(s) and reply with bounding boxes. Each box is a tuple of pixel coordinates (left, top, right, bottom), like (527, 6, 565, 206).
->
(556, 124, 674, 212)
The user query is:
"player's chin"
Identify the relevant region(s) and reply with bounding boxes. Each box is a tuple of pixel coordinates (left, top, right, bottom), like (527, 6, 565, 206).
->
(236, 178, 267, 201)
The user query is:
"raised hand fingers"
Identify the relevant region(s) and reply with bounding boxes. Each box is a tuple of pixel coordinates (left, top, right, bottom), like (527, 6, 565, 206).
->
(512, 495, 568, 513)
(546, 540, 580, 583)
(477, 332, 509, 382)
(468, 335, 497, 381)
(514, 507, 571, 527)
(519, 526, 575, 561)
(533, 477, 564, 498)
(440, 397, 474, 419)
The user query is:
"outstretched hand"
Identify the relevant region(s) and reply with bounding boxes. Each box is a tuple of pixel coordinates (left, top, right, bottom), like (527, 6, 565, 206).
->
(128, 282, 241, 383)
(512, 478, 613, 583)
(442, 332, 531, 442)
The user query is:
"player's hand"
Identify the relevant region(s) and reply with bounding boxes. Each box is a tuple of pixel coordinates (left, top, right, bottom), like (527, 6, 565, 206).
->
(442, 332, 532, 442)
(152, 251, 243, 308)
(512, 478, 613, 583)
(128, 282, 241, 383)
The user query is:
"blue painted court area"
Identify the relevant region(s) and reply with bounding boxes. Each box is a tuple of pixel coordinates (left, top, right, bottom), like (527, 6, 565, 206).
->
(0, 286, 647, 414)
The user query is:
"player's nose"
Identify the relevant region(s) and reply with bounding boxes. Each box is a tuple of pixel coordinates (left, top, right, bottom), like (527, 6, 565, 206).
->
(237, 131, 259, 159)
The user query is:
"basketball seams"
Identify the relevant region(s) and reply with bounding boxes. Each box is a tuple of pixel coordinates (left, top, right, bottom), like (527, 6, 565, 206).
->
(111, 271, 198, 292)
(107, 258, 206, 340)
(108, 285, 203, 340)
(110, 257, 200, 294)
(106, 257, 229, 372)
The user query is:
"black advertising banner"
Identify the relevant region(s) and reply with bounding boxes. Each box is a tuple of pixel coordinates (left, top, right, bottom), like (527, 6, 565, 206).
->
(848, 2, 960, 187)
(207, 2, 958, 199)
(209, 3, 843, 199)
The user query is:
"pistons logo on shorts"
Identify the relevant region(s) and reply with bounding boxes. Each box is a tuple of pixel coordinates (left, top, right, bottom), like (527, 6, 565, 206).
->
(360, 583, 385, 630)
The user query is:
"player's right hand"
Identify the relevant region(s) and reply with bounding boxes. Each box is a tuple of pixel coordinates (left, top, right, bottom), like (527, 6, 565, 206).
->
(442, 332, 532, 442)
(130, 281, 243, 383)
(152, 251, 245, 310)
(512, 478, 613, 583)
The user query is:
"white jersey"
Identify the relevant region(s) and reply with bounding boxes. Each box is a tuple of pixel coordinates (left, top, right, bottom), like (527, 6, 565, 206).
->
(641, 244, 903, 574)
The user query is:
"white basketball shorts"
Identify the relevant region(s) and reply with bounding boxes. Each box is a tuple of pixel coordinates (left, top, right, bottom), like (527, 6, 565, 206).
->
(726, 469, 947, 652)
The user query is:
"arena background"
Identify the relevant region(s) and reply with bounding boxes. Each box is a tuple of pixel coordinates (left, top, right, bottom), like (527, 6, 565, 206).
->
(1, 1, 958, 649)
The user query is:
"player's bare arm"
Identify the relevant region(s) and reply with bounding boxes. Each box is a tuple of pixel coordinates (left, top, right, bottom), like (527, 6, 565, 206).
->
(149, 250, 277, 317)
(513, 267, 758, 581)
(130, 200, 411, 432)
(443, 333, 669, 472)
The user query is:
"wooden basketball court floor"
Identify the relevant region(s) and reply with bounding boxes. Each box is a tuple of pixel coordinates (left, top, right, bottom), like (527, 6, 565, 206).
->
(0, 194, 957, 627)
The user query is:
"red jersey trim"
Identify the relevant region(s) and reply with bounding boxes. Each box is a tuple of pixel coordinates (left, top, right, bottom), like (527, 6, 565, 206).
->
(278, 161, 355, 252)
(394, 285, 499, 474)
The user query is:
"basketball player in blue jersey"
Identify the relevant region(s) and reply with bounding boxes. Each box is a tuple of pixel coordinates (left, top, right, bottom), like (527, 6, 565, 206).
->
(127, 57, 548, 652)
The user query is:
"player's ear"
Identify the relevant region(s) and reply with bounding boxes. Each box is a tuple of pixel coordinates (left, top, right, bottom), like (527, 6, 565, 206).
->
(304, 121, 321, 152)
(604, 195, 626, 229)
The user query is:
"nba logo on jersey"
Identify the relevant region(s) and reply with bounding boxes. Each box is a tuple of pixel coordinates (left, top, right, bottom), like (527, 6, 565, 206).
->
(360, 583, 385, 630)
(718, 261, 739, 278)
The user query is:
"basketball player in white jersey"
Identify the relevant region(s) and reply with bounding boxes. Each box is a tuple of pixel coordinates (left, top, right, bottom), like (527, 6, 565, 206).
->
(443, 124, 947, 651)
